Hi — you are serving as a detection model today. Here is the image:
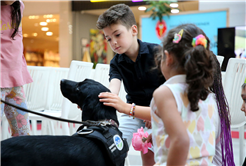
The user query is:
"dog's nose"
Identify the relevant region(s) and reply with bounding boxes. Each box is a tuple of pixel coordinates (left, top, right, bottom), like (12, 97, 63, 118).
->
(60, 79, 67, 87)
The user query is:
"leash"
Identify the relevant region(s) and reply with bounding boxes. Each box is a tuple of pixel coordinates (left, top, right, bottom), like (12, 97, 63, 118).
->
(0, 99, 114, 127)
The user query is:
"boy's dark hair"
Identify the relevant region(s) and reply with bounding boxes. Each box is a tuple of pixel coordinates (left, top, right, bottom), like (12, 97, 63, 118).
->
(161, 23, 215, 112)
(10, 0, 21, 39)
(96, 4, 136, 30)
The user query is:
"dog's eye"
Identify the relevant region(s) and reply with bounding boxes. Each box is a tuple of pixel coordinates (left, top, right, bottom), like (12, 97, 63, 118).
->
(76, 87, 79, 91)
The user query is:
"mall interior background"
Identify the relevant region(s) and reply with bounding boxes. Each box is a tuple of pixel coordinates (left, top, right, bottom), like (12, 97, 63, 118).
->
(21, 0, 245, 68)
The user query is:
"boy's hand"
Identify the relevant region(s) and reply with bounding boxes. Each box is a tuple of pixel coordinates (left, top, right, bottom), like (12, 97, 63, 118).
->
(98, 92, 129, 114)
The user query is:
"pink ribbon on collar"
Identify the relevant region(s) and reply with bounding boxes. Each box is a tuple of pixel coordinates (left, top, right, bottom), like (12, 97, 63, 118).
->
(132, 127, 152, 154)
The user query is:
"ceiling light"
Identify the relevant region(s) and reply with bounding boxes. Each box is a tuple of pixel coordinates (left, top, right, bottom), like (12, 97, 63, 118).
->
(23, 34, 28, 37)
(170, 3, 179, 8)
(43, 14, 53, 18)
(40, 22, 47, 26)
(171, 9, 179, 13)
(46, 32, 53, 36)
(33, 33, 38, 37)
(46, 19, 56, 23)
(41, 27, 49, 31)
(28, 15, 39, 19)
(138, 6, 146, 11)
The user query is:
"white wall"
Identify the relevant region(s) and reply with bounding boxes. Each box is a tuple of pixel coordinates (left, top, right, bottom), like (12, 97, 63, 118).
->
(72, 13, 98, 62)
(23, 1, 60, 16)
(199, 0, 245, 27)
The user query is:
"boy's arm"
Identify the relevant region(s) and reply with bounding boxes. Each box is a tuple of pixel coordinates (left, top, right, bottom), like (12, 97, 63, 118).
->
(99, 92, 152, 121)
(108, 78, 121, 95)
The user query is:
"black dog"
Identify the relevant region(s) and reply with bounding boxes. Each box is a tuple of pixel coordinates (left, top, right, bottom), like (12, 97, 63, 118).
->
(1, 79, 128, 166)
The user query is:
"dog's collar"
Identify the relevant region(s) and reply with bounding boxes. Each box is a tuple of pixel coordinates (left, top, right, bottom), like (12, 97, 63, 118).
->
(81, 119, 119, 128)
(99, 119, 119, 128)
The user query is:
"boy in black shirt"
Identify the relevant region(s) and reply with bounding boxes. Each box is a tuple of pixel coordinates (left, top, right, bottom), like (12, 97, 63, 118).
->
(97, 4, 165, 165)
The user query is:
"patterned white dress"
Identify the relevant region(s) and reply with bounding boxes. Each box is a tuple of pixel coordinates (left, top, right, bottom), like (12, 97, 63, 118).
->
(150, 75, 220, 166)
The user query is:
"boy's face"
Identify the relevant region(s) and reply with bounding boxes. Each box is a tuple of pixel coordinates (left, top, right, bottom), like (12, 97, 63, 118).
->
(103, 23, 137, 55)
(241, 86, 246, 116)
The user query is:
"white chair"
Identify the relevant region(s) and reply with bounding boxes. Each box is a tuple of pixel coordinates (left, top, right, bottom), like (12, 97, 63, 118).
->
(60, 61, 94, 135)
(33, 67, 69, 135)
(1, 114, 11, 140)
(24, 66, 51, 135)
(46, 67, 69, 111)
(216, 55, 224, 67)
(24, 61, 93, 136)
(24, 66, 51, 111)
(216, 55, 226, 84)
(93, 63, 110, 87)
(223, 58, 246, 165)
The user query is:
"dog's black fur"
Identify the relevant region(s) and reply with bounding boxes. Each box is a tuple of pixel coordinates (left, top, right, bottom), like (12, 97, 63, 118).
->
(1, 79, 125, 166)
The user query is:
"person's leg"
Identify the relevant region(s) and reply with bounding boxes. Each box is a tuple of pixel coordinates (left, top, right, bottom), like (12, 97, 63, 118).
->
(4, 86, 30, 136)
(0, 88, 8, 140)
(119, 114, 145, 146)
(141, 150, 155, 166)
(119, 115, 155, 165)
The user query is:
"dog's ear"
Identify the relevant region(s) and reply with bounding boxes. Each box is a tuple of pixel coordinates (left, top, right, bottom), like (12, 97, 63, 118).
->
(79, 79, 118, 124)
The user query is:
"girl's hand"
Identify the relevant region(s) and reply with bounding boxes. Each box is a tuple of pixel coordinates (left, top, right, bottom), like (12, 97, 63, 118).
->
(146, 133, 153, 145)
(98, 92, 129, 114)
(144, 120, 152, 129)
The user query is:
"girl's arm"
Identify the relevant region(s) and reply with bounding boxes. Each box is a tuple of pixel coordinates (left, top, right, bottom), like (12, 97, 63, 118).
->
(153, 85, 189, 166)
(98, 92, 151, 121)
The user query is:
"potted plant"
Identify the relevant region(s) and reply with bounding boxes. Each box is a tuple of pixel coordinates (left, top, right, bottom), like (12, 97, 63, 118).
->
(145, 0, 173, 22)
(144, 0, 178, 39)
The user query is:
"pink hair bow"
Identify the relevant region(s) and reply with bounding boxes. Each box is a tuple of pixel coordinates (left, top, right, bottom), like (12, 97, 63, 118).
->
(132, 127, 152, 154)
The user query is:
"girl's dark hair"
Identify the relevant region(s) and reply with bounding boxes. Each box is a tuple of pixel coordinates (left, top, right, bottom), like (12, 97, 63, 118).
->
(162, 23, 215, 111)
(10, 0, 21, 39)
(210, 52, 235, 166)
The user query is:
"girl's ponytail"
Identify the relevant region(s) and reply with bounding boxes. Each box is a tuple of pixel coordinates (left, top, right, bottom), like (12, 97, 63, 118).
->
(184, 41, 215, 111)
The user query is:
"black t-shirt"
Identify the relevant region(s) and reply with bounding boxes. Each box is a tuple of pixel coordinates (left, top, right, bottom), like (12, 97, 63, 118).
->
(109, 39, 166, 106)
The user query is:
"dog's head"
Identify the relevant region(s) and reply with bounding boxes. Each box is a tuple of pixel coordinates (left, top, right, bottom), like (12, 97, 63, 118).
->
(60, 79, 119, 125)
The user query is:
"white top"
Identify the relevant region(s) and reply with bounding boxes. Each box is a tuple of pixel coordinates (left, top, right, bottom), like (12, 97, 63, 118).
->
(150, 75, 221, 166)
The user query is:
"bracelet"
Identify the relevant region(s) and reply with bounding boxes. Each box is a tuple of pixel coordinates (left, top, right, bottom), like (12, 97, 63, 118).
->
(129, 103, 136, 119)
